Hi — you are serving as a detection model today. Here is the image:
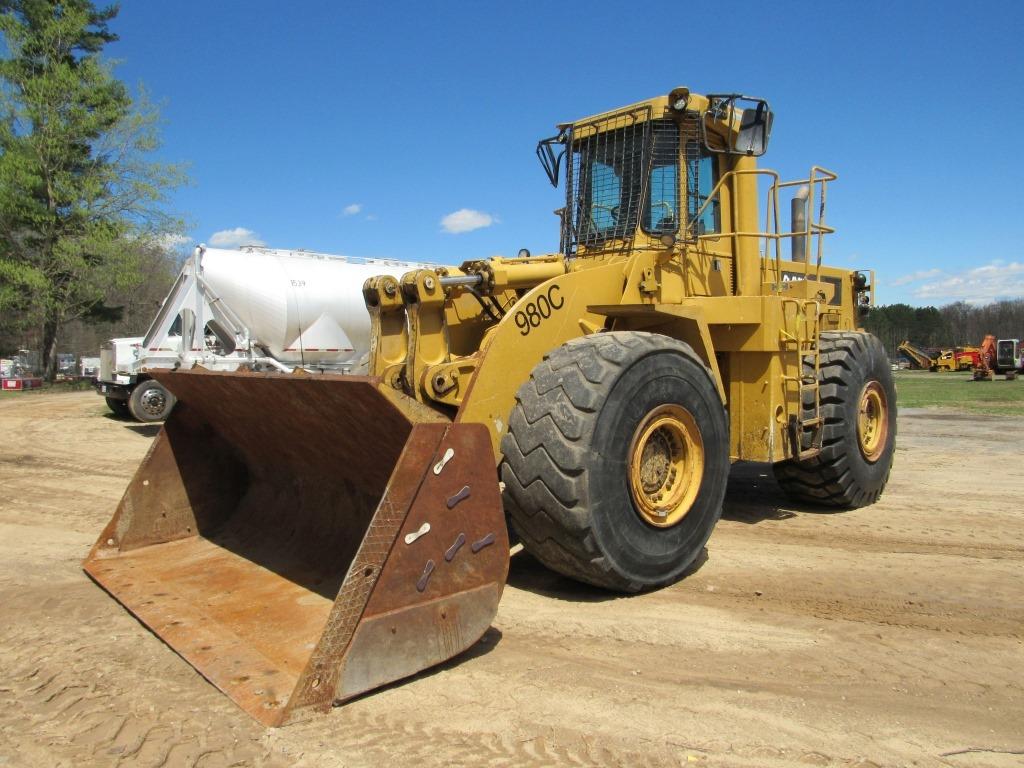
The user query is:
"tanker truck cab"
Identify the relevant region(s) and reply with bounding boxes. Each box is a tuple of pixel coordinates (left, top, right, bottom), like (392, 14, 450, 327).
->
(96, 317, 188, 422)
(96, 336, 149, 419)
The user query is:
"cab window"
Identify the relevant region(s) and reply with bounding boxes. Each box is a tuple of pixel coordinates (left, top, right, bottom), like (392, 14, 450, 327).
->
(687, 145, 720, 235)
(588, 161, 621, 232)
(643, 122, 680, 234)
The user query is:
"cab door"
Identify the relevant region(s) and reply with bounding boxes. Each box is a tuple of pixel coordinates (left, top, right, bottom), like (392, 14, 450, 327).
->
(685, 142, 733, 297)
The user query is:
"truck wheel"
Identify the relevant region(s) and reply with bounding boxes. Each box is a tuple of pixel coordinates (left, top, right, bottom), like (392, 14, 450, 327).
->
(105, 397, 130, 418)
(501, 331, 729, 592)
(773, 332, 896, 507)
(127, 380, 176, 422)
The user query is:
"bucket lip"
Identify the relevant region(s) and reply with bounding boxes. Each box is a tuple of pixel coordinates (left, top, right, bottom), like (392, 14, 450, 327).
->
(148, 368, 380, 384)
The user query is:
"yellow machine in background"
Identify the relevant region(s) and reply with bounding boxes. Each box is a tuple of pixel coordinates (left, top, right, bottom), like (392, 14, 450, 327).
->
(899, 340, 981, 372)
(898, 340, 937, 370)
(85, 87, 897, 724)
(934, 350, 959, 372)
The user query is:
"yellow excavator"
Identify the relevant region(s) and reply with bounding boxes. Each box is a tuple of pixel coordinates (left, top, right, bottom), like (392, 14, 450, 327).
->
(85, 87, 896, 725)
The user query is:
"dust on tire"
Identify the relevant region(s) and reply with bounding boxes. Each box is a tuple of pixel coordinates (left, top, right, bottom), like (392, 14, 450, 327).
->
(501, 331, 729, 592)
(773, 331, 897, 508)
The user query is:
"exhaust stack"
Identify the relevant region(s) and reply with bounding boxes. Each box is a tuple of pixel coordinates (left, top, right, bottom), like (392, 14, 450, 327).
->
(791, 185, 810, 263)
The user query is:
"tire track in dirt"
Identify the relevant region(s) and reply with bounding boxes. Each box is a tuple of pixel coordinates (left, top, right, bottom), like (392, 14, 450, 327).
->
(674, 566, 1024, 638)
(506, 546, 1024, 641)
(0, 577, 647, 767)
(0, 646, 699, 768)
(0, 575, 895, 768)
(715, 517, 1024, 561)
(0, 607, 288, 767)
(2, 393, 1023, 768)
(0, 452, 133, 480)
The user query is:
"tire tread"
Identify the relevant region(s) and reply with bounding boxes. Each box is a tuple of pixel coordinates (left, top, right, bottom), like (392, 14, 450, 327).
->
(501, 331, 716, 591)
(773, 331, 895, 508)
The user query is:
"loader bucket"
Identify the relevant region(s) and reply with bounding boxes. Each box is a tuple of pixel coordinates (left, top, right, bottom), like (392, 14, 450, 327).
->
(83, 368, 508, 726)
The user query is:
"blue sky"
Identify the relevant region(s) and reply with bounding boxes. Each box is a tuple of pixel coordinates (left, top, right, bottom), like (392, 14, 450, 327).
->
(108, 1, 1023, 306)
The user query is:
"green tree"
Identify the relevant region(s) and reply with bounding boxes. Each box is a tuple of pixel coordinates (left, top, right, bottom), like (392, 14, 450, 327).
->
(0, 0, 185, 379)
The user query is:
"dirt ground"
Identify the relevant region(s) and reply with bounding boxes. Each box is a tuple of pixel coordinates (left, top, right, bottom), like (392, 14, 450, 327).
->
(0, 391, 1021, 768)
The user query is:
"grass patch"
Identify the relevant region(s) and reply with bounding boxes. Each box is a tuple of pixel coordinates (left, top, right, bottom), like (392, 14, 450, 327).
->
(895, 370, 1024, 415)
(0, 378, 95, 397)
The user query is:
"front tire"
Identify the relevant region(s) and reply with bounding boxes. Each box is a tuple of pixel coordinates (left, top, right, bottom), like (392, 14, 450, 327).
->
(773, 332, 896, 507)
(105, 396, 130, 418)
(127, 380, 176, 422)
(501, 331, 729, 592)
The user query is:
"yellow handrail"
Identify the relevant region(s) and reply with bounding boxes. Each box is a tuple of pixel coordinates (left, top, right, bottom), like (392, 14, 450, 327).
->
(690, 166, 837, 294)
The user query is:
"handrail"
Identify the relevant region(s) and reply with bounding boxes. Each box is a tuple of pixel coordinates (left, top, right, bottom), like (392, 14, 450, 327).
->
(690, 166, 837, 294)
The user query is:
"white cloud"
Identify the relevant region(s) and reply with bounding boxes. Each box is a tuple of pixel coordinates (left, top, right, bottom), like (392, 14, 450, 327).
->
(343, 203, 362, 216)
(208, 227, 265, 248)
(440, 208, 496, 234)
(889, 268, 942, 287)
(159, 233, 190, 249)
(904, 260, 1024, 305)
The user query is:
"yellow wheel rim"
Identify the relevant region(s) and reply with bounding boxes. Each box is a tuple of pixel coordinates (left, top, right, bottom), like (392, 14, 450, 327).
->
(857, 381, 889, 462)
(628, 404, 704, 528)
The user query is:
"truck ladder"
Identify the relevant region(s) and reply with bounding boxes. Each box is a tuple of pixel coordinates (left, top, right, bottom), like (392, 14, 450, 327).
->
(780, 298, 826, 461)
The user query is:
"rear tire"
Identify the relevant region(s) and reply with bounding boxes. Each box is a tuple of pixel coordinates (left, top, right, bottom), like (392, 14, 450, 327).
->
(127, 380, 176, 422)
(501, 331, 729, 592)
(773, 332, 896, 508)
(105, 396, 130, 418)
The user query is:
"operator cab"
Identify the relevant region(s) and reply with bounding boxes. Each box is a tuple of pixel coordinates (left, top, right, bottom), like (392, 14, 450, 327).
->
(537, 89, 772, 256)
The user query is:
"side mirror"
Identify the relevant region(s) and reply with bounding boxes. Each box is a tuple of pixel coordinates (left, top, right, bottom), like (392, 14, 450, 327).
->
(736, 101, 773, 156)
(703, 95, 773, 157)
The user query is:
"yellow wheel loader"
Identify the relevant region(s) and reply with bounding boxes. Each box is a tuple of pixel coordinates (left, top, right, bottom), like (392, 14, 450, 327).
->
(85, 87, 896, 725)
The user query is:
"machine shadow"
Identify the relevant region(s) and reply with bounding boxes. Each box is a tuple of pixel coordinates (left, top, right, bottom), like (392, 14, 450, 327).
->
(722, 461, 842, 523)
(101, 410, 165, 437)
(124, 423, 162, 438)
(505, 462, 832, 602)
(506, 546, 709, 602)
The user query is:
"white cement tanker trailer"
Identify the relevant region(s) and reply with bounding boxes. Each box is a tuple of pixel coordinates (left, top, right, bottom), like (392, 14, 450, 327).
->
(97, 245, 434, 422)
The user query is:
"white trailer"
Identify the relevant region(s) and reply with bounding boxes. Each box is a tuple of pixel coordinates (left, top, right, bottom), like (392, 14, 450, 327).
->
(96, 245, 433, 421)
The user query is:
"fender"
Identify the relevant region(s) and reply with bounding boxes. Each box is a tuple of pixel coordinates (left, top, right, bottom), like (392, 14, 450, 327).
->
(456, 261, 625, 458)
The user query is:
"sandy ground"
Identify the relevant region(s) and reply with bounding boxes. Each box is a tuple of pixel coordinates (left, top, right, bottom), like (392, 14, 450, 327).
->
(0, 391, 1021, 768)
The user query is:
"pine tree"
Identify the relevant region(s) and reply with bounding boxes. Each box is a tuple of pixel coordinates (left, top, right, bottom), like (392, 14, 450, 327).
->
(0, 0, 185, 378)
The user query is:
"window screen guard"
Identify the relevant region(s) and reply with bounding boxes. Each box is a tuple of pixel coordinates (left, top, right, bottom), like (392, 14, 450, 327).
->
(562, 108, 704, 254)
(564, 107, 649, 252)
